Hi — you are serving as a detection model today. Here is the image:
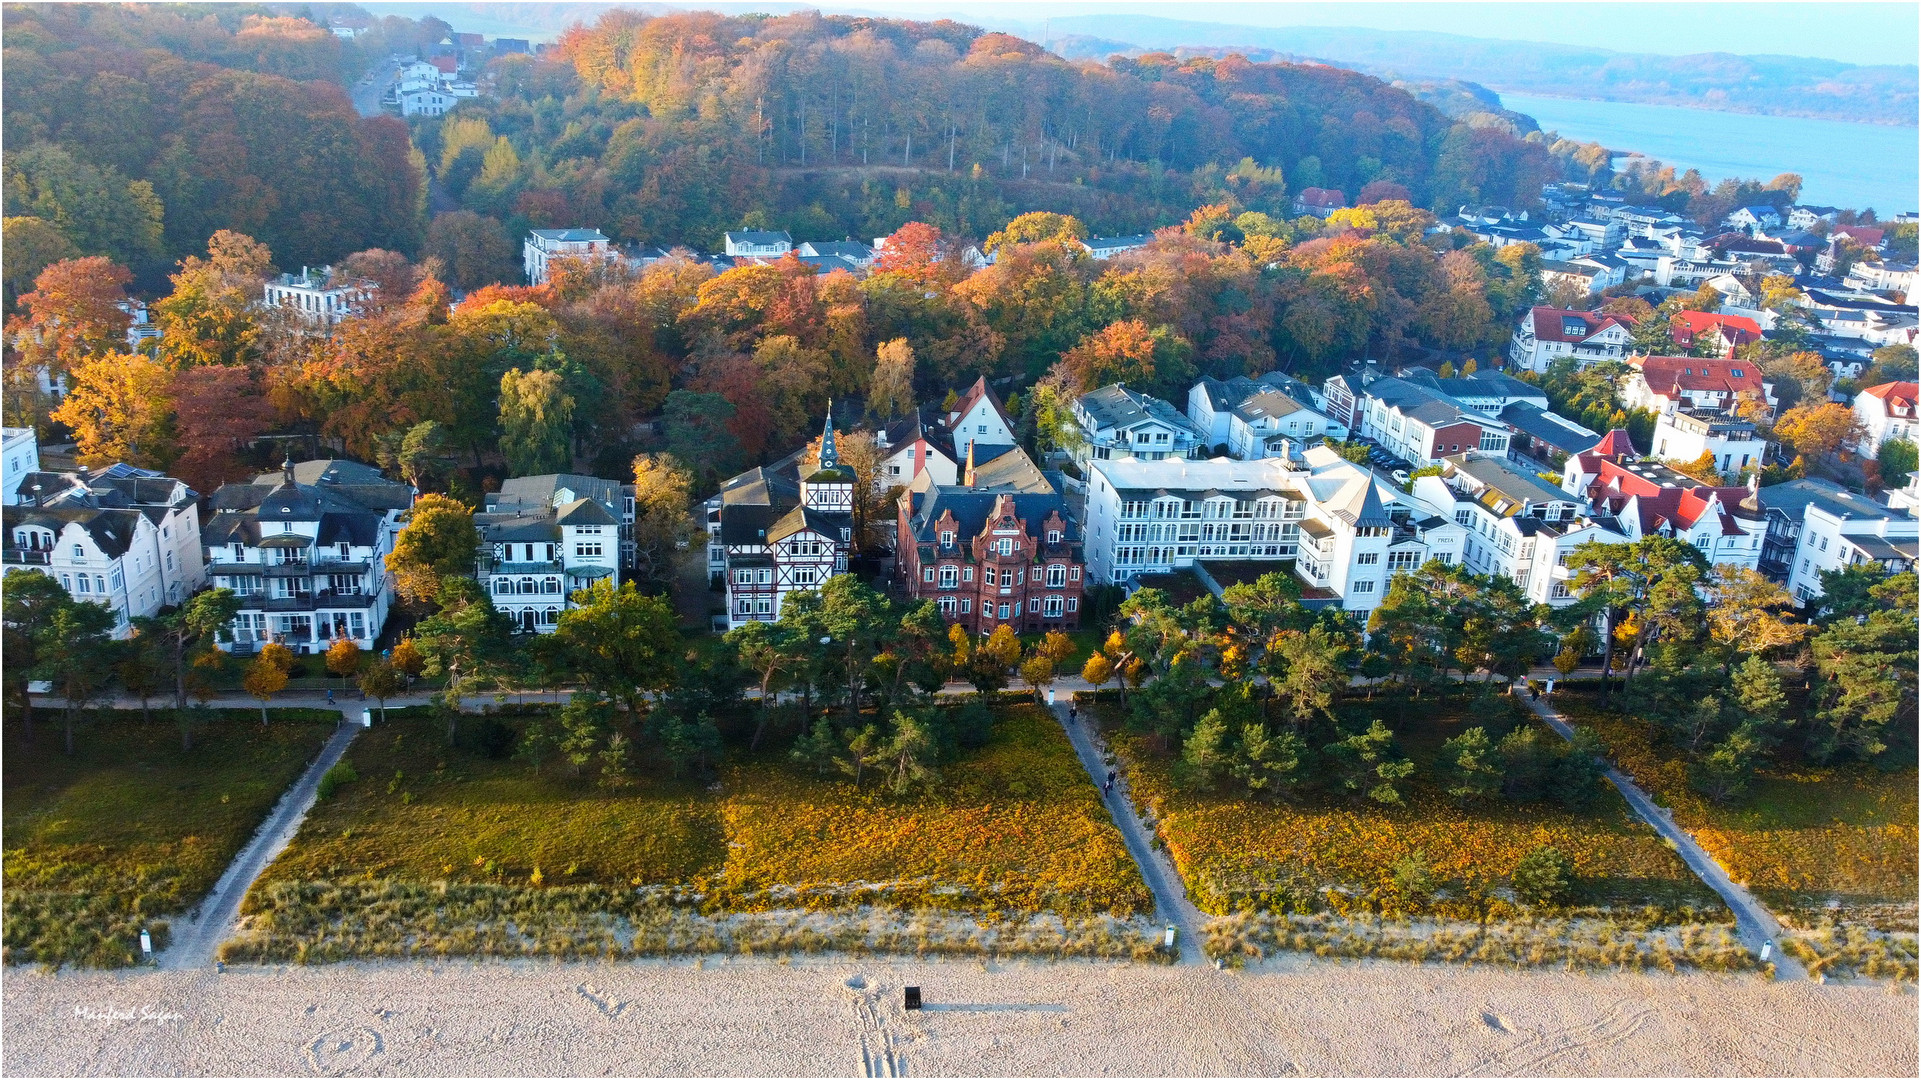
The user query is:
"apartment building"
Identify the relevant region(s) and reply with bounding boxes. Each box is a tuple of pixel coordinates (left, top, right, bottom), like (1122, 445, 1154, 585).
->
(475, 474, 626, 633)
(1070, 384, 1206, 466)
(1755, 477, 1918, 604)
(896, 488, 1084, 633)
(204, 460, 412, 654)
(523, 228, 618, 286)
(1412, 455, 1627, 607)
(1561, 434, 1766, 571)
(705, 414, 854, 629)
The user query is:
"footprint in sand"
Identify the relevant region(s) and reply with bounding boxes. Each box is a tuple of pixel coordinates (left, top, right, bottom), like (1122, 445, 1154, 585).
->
(576, 983, 629, 1018)
(305, 1026, 383, 1075)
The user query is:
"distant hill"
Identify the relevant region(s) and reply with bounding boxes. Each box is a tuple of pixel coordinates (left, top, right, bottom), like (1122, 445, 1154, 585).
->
(1041, 14, 1918, 127)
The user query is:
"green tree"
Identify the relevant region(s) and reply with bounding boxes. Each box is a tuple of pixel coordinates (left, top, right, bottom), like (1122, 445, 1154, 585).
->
(1878, 439, 1918, 485)
(1498, 726, 1558, 802)
(551, 579, 681, 726)
(1231, 722, 1308, 799)
(1324, 719, 1415, 805)
(498, 367, 576, 476)
(1511, 846, 1574, 907)
(885, 710, 942, 794)
(558, 692, 614, 777)
(358, 657, 403, 723)
(413, 577, 512, 740)
(386, 494, 479, 608)
(1438, 726, 1505, 805)
(790, 714, 840, 775)
(1181, 707, 1235, 789)
(3, 570, 70, 742)
(1269, 624, 1351, 726)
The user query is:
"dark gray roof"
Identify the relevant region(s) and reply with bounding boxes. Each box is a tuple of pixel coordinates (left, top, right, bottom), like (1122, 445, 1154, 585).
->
(725, 229, 793, 246)
(1499, 402, 1602, 455)
(207, 459, 411, 550)
(1757, 477, 1904, 523)
(1077, 384, 1200, 437)
(2, 504, 142, 558)
(907, 488, 1078, 545)
(491, 473, 623, 517)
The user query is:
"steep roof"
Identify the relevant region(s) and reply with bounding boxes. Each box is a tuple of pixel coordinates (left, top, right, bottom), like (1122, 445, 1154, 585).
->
(1296, 187, 1347, 209)
(1077, 384, 1200, 436)
(2, 505, 143, 558)
(1861, 381, 1920, 417)
(1528, 306, 1635, 343)
(947, 376, 1011, 432)
(1499, 401, 1602, 455)
(1632, 355, 1768, 399)
(1670, 311, 1762, 348)
(907, 488, 1076, 545)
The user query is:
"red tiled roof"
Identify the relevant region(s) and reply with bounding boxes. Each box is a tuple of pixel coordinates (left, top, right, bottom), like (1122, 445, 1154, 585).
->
(1833, 225, 1885, 247)
(429, 54, 457, 74)
(1296, 187, 1347, 209)
(1632, 355, 1767, 398)
(944, 376, 1011, 431)
(1669, 311, 1762, 349)
(1529, 306, 1632, 343)
(1591, 465, 1748, 535)
(1863, 381, 1919, 417)
(1592, 429, 1635, 457)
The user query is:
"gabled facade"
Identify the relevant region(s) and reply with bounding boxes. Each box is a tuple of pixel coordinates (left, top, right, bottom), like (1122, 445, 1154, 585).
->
(1669, 311, 1762, 354)
(708, 412, 855, 629)
(873, 408, 959, 493)
(942, 376, 1017, 461)
(1620, 355, 1776, 419)
(1561, 434, 1766, 570)
(1508, 306, 1636, 373)
(1071, 384, 1206, 466)
(1188, 372, 1339, 454)
(475, 474, 627, 633)
(1852, 381, 1919, 455)
(1414, 455, 1624, 607)
(1353, 376, 1511, 465)
(1294, 187, 1347, 217)
(897, 489, 1084, 633)
(2, 427, 40, 506)
(204, 460, 413, 653)
(3, 466, 206, 637)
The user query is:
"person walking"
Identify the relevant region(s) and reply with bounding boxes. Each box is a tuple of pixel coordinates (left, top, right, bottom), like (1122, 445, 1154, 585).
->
(326, 688, 335, 705)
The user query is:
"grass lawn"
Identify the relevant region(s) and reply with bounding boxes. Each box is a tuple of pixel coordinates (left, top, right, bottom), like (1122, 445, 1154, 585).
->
(1087, 692, 1723, 924)
(230, 700, 1152, 961)
(2, 708, 337, 968)
(1552, 684, 1918, 927)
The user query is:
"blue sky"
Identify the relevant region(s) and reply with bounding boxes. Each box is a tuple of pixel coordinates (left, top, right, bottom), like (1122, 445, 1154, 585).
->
(819, 2, 1921, 67)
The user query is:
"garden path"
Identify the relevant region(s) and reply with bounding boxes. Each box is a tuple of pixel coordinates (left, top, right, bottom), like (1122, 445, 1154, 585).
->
(158, 714, 361, 970)
(1049, 699, 1207, 965)
(1523, 690, 1807, 981)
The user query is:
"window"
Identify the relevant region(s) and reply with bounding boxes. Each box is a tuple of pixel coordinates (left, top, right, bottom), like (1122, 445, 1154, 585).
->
(977, 425, 987, 434)
(1066, 597, 1078, 612)
(164, 551, 174, 571)
(735, 569, 752, 584)
(1550, 582, 1572, 599)
(575, 542, 603, 558)
(996, 538, 1015, 556)
(960, 599, 972, 613)
(1730, 368, 1744, 378)
(1070, 567, 1081, 581)
(938, 597, 957, 615)
(1351, 579, 1376, 594)
(76, 574, 92, 594)
(756, 569, 773, 584)
(1029, 599, 1040, 613)
(939, 566, 958, 588)
(544, 578, 561, 594)
(1356, 552, 1380, 566)
(1047, 530, 1062, 544)
(736, 599, 752, 615)
(962, 567, 974, 582)
(1046, 565, 1066, 588)
(755, 598, 773, 615)
(1456, 509, 1474, 527)
(985, 567, 998, 586)
(793, 567, 818, 586)
(997, 603, 1011, 619)
(1387, 551, 1421, 571)
(72, 544, 85, 559)
(1043, 597, 1064, 618)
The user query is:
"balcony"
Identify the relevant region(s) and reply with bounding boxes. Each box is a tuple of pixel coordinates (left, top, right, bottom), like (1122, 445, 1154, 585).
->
(264, 561, 315, 577)
(252, 588, 378, 612)
(4, 549, 51, 565)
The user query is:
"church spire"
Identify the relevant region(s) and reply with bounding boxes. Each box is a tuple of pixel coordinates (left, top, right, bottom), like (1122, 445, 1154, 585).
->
(819, 400, 839, 470)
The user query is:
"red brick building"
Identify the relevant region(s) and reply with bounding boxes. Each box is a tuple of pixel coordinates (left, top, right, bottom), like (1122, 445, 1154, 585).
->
(897, 488, 1085, 633)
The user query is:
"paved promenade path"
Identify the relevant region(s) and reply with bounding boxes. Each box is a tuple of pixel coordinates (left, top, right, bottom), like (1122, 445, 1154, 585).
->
(1523, 690, 1806, 981)
(158, 714, 360, 970)
(1049, 699, 1208, 965)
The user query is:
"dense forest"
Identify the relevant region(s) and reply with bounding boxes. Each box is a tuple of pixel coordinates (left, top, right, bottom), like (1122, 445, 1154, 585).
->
(1, 4, 435, 281)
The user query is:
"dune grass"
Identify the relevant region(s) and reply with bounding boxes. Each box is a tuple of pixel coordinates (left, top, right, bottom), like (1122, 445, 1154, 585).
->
(1552, 684, 1917, 929)
(230, 701, 1154, 961)
(2, 708, 337, 968)
(1088, 692, 1723, 924)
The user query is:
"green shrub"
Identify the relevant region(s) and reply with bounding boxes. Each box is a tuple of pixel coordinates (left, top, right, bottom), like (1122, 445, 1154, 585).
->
(316, 762, 359, 801)
(1512, 846, 1575, 907)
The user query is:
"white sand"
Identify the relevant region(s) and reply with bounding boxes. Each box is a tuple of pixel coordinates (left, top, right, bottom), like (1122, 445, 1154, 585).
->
(3, 955, 1913, 1077)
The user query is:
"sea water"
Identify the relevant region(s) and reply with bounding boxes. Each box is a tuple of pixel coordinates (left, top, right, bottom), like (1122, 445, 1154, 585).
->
(1500, 91, 1919, 215)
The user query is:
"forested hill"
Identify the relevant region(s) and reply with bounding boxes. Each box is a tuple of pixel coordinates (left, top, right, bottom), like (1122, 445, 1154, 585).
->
(3, 5, 1556, 287)
(508, 11, 1553, 248)
(1, 3, 429, 280)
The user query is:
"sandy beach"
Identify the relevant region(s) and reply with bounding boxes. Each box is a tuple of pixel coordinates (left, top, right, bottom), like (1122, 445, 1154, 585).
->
(3, 956, 1913, 1077)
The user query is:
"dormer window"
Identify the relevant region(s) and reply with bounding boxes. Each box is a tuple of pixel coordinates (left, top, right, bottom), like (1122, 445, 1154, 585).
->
(1730, 368, 1744, 377)
(1046, 530, 1062, 544)
(940, 530, 955, 546)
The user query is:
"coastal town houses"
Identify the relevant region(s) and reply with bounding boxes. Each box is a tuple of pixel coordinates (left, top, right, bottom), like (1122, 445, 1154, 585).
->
(523, 228, 618, 286)
(1411, 454, 1627, 608)
(1755, 477, 1919, 604)
(4, 464, 206, 637)
(1293, 187, 1347, 218)
(896, 483, 1085, 634)
(706, 413, 854, 630)
(1081, 235, 1153, 260)
(942, 377, 1018, 461)
(263, 267, 374, 326)
(1619, 355, 1776, 421)
(475, 474, 626, 633)
(723, 230, 794, 259)
(873, 408, 960, 493)
(1187, 372, 1341, 455)
(1070, 384, 1206, 466)
(1669, 311, 1762, 355)
(1349, 375, 1513, 466)
(1560, 433, 1767, 571)
(1723, 205, 1783, 234)
(1081, 448, 1462, 613)
(1651, 409, 1768, 477)
(204, 459, 413, 655)
(1851, 381, 1919, 455)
